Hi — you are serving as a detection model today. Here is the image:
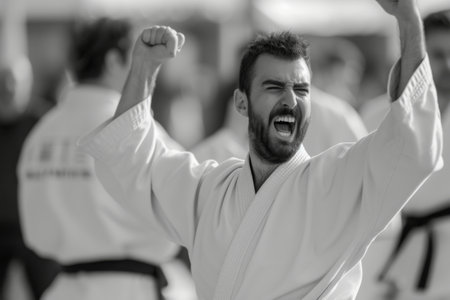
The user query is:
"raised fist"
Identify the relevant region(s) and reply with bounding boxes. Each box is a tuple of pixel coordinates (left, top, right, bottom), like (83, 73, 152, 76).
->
(375, 0, 420, 22)
(132, 26, 185, 65)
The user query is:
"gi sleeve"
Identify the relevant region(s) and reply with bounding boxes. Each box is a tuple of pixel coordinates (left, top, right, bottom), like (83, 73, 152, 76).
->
(79, 99, 217, 249)
(315, 55, 443, 242)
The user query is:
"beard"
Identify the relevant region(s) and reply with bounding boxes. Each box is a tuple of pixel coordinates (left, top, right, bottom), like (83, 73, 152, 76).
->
(247, 100, 309, 164)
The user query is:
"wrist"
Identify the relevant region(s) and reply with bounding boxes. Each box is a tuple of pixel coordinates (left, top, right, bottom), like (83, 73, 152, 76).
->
(130, 60, 161, 78)
(396, 9, 422, 29)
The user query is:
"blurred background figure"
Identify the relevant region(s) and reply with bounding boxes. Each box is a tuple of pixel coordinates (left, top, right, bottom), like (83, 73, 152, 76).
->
(0, 0, 60, 299)
(359, 8, 450, 300)
(309, 37, 366, 110)
(18, 17, 196, 300)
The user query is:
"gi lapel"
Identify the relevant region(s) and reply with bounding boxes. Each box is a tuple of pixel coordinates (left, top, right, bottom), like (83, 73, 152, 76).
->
(213, 147, 310, 300)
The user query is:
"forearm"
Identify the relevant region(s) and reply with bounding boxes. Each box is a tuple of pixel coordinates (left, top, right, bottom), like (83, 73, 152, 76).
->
(113, 26, 184, 119)
(395, 12, 426, 99)
(114, 61, 161, 118)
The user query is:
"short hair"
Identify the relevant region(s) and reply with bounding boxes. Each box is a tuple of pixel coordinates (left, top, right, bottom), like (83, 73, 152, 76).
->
(424, 9, 450, 35)
(70, 17, 132, 82)
(238, 31, 310, 96)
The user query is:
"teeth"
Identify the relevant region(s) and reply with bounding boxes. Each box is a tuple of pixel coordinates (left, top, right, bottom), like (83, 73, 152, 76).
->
(275, 115, 295, 123)
(278, 131, 290, 137)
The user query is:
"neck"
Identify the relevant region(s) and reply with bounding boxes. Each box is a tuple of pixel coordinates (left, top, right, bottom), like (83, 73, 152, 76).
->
(248, 151, 279, 192)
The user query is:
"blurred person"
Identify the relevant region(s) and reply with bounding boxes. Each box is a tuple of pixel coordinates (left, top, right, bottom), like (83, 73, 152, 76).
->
(80, 0, 443, 298)
(18, 17, 196, 300)
(359, 8, 450, 300)
(0, 0, 60, 299)
(309, 36, 365, 109)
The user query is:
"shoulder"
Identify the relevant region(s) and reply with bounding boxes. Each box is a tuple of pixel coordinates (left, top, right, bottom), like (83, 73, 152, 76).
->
(200, 156, 244, 189)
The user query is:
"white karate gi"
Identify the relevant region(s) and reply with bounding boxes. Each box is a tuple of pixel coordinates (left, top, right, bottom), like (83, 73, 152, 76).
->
(18, 86, 189, 300)
(81, 57, 442, 299)
(362, 90, 450, 299)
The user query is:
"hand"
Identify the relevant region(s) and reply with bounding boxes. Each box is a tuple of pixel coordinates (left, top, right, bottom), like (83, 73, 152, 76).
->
(132, 26, 185, 66)
(375, 0, 420, 23)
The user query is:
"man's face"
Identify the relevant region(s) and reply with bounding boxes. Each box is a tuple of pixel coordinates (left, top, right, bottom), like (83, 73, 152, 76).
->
(247, 54, 311, 163)
(427, 29, 450, 94)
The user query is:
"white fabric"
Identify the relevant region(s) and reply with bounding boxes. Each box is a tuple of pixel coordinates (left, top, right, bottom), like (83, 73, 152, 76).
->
(42, 273, 159, 300)
(192, 128, 248, 163)
(362, 91, 450, 298)
(357, 95, 401, 300)
(80, 57, 442, 300)
(18, 85, 180, 300)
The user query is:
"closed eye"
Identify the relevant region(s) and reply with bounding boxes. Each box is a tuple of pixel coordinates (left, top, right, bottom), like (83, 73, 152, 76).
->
(294, 88, 309, 95)
(267, 86, 283, 91)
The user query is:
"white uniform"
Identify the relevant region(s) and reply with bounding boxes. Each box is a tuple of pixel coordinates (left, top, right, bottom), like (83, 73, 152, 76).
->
(18, 86, 181, 300)
(80, 58, 442, 300)
(362, 90, 450, 299)
(192, 87, 367, 163)
(357, 98, 404, 299)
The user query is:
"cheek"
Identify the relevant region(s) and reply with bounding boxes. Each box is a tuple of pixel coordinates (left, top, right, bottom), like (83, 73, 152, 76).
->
(251, 93, 275, 119)
(299, 99, 311, 125)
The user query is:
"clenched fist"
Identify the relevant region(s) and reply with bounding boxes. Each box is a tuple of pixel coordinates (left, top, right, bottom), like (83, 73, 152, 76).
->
(132, 26, 185, 66)
(375, 0, 420, 23)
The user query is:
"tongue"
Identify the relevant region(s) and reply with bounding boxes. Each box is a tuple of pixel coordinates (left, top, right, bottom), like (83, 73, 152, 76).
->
(274, 122, 291, 133)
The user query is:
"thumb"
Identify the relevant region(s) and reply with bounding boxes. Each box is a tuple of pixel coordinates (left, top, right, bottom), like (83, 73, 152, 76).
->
(176, 32, 185, 53)
(165, 30, 185, 56)
(141, 29, 153, 46)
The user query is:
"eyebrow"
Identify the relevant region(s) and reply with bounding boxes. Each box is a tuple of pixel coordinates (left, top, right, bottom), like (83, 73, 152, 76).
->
(262, 80, 310, 89)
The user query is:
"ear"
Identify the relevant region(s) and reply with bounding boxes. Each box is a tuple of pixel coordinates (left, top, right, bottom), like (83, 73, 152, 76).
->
(234, 89, 248, 117)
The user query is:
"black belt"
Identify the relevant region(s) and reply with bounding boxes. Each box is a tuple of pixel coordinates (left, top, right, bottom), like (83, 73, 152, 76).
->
(378, 204, 450, 290)
(62, 259, 167, 299)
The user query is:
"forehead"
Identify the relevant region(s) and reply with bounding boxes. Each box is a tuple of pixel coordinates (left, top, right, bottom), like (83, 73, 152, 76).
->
(252, 54, 311, 85)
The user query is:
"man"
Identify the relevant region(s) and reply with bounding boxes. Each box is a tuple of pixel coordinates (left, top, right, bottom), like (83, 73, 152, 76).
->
(18, 18, 191, 300)
(360, 8, 450, 300)
(0, 0, 60, 298)
(80, 0, 443, 299)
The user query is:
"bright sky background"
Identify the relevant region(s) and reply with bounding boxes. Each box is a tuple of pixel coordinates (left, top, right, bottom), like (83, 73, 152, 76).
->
(17, 0, 450, 34)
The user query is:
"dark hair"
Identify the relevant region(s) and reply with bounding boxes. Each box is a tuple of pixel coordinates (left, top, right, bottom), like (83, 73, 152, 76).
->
(70, 17, 132, 82)
(424, 9, 450, 35)
(238, 31, 310, 96)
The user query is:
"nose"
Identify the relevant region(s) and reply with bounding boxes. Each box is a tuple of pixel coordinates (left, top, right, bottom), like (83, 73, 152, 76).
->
(281, 89, 297, 109)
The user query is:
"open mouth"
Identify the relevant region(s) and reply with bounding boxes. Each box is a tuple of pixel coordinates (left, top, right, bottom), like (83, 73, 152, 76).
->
(273, 115, 295, 137)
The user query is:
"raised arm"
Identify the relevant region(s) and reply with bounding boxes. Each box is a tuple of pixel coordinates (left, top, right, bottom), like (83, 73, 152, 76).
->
(79, 26, 217, 249)
(375, 0, 425, 99)
(310, 0, 442, 249)
(114, 26, 185, 118)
